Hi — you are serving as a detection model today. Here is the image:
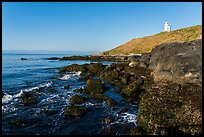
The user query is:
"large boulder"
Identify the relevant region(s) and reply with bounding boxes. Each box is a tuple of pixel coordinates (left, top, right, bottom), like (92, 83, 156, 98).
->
(137, 83, 202, 135)
(121, 82, 143, 102)
(70, 95, 85, 105)
(20, 92, 37, 105)
(85, 78, 104, 94)
(148, 39, 202, 86)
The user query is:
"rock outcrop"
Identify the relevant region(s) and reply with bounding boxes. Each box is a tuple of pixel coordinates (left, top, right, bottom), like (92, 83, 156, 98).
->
(148, 39, 202, 86)
(137, 39, 202, 135)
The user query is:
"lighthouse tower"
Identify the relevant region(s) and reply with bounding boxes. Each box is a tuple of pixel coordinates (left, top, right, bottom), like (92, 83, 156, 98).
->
(164, 22, 171, 32)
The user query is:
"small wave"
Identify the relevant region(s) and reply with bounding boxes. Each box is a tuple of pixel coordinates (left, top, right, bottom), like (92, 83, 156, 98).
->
(109, 111, 137, 126)
(117, 112, 137, 126)
(2, 93, 13, 104)
(23, 81, 53, 92)
(59, 71, 82, 80)
(2, 82, 52, 104)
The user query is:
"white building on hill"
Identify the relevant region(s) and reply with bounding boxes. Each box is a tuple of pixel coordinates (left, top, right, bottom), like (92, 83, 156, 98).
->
(164, 22, 171, 32)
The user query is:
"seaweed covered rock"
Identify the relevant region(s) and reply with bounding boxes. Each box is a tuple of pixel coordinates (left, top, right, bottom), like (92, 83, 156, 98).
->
(137, 83, 202, 135)
(88, 92, 108, 100)
(70, 95, 85, 105)
(105, 98, 115, 107)
(85, 63, 104, 75)
(148, 39, 202, 86)
(64, 106, 87, 117)
(85, 78, 104, 94)
(84, 78, 108, 100)
(78, 72, 93, 81)
(121, 83, 143, 102)
(100, 69, 120, 84)
(20, 92, 37, 105)
(59, 64, 87, 73)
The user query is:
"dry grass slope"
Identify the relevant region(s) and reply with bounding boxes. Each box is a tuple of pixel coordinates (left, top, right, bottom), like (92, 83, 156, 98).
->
(103, 25, 202, 55)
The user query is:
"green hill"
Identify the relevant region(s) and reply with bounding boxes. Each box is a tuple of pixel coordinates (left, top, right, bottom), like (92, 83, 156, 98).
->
(102, 25, 202, 55)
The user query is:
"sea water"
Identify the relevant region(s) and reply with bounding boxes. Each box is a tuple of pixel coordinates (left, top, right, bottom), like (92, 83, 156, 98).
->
(2, 53, 138, 135)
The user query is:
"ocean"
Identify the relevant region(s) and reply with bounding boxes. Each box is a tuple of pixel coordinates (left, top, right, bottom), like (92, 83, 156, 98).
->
(2, 53, 138, 135)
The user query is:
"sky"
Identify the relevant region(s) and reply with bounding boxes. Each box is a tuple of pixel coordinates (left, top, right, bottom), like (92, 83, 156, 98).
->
(2, 2, 202, 52)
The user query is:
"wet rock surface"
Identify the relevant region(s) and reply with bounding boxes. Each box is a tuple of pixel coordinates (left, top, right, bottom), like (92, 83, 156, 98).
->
(70, 95, 85, 105)
(20, 91, 38, 105)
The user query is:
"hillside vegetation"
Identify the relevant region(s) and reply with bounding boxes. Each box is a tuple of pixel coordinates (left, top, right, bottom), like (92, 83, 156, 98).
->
(102, 25, 202, 55)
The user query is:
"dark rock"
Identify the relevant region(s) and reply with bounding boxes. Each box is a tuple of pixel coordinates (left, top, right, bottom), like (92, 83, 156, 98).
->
(70, 95, 85, 105)
(114, 80, 124, 93)
(64, 106, 87, 117)
(59, 56, 89, 61)
(73, 88, 84, 93)
(85, 63, 104, 74)
(32, 88, 41, 93)
(128, 126, 146, 135)
(100, 69, 119, 84)
(105, 98, 115, 107)
(21, 58, 27, 60)
(64, 85, 70, 89)
(59, 64, 87, 73)
(104, 117, 113, 124)
(121, 83, 143, 102)
(139, 52, 151, 67)
(85, 78, 104, 94)
(137, 83, 202, 135)
(78, 72, 92, 81)
(148, 39, 202, 86)
(88, 92, 108, 100)
(47, 57, 60, 60)
(20, 92, 37, 105)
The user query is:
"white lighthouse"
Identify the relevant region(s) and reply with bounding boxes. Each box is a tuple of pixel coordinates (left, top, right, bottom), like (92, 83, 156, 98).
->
(164, 22, 171, 32)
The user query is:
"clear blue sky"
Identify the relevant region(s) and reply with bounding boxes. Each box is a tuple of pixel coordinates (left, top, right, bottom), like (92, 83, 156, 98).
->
(2, 2, 202, 52)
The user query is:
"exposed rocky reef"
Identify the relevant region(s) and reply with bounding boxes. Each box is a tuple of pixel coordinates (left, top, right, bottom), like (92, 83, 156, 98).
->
(48, 55, 141, 62)
(57, 39, 202, 135)
(136, 39, 202, 135)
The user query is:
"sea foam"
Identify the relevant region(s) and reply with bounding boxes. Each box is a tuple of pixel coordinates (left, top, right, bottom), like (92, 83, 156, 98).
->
(59, 71, 82, 80)
(2, 82, 53, 104)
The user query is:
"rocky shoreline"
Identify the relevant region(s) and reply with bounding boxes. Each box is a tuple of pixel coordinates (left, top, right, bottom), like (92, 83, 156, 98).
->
(12, 39, 201, 135)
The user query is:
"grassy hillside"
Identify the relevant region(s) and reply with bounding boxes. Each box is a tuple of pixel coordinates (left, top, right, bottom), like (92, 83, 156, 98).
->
(102, 25, 202, 55)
